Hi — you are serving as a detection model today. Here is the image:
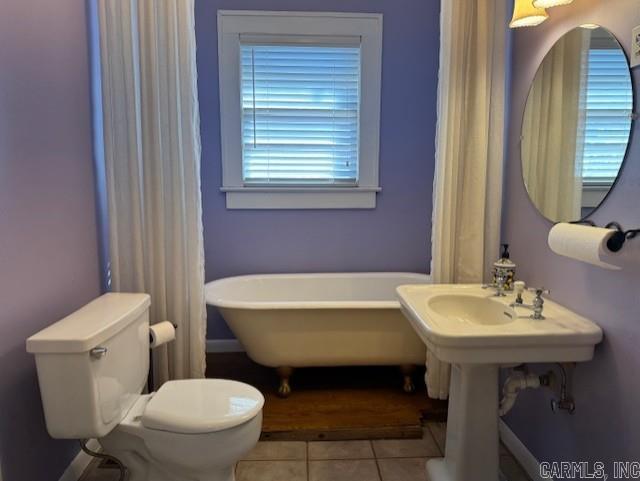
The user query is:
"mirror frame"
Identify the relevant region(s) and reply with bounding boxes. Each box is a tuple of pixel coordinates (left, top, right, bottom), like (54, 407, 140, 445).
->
(520, 24, 636, 223)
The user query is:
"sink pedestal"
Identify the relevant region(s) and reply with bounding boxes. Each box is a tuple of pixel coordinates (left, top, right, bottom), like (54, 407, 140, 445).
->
(426, 364, 500, 481)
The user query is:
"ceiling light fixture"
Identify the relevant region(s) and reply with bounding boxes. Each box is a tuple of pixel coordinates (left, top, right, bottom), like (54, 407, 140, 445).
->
(533, 0, 574, 8)
(510, 0, 549, 28)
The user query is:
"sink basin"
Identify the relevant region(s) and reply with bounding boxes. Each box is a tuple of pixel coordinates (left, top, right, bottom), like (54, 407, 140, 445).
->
(396, 284, 603, 481)
(397, 284, 603, 364)
(428, 294, 517, 326)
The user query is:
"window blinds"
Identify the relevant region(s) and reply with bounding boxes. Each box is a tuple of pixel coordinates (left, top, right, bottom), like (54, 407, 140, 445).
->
(581, 49, 633, 183)
(240, 43, 361, 185)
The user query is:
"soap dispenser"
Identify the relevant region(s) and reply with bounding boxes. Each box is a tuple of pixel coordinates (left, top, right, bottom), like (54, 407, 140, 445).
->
(492, 244, 516, 291)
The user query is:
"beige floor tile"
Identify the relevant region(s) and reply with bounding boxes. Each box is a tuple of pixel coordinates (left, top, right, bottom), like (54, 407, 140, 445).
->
(79, 460, 122, 481)
(378, 457, 430, 481)
(426, 422, 509, 457)
(308, 440, 374, 460)
(236, 460, 307, 481)
(243, 441, 307, 460)
(309, 459, 380, 481)
(500, 455, 531, 481)
(80, 468, 120, 481)
(372, 432, 441, 458)
(426, 423, 446, 455)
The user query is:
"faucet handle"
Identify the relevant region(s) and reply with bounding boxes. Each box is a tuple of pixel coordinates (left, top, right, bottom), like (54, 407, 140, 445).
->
(528, 287, 550, 297)
(527, 287, 549, 320)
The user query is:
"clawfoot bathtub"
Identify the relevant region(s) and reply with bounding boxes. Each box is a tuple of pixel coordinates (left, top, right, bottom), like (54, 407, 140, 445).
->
(205, 273, 429, 396)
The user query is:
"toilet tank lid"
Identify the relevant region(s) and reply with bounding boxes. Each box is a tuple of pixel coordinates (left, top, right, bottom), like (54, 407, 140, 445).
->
(26, 293, 151, 354)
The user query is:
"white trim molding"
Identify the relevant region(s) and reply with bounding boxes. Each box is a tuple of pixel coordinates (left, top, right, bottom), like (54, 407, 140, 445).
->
(58, 439, 100, 481)
(223, 187, 381, 209)
(217, 10, 383, 209)
(499, 420, 549, 481)
(206, 339, 245, 353)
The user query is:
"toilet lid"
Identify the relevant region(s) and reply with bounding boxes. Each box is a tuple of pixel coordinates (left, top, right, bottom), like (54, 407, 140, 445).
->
(142, 379, 264, 434)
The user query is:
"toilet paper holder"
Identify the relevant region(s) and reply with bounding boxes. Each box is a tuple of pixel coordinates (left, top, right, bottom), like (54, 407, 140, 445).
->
(147, 323, 178, 393)
(570, 220, 640, 253)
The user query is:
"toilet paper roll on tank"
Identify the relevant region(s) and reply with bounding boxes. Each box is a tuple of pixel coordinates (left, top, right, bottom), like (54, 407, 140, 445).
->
(149, 321, 176, 348)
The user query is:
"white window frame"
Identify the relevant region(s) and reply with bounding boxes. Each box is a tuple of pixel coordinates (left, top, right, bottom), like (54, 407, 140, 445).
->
(217, 10, 383, 209)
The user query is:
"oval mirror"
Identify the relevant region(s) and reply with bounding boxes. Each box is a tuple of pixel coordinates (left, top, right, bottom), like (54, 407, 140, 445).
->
(521, 25, 634, 223)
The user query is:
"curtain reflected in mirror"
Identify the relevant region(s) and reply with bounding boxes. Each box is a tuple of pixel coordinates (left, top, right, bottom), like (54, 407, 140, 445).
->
(521, 26, 633, 222)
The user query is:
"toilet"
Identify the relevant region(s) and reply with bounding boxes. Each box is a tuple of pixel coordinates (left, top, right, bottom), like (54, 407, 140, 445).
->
(26, 293, 264, 481)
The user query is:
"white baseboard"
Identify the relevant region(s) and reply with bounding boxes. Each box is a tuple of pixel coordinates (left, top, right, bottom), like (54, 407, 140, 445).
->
(206, 339, 245, 353)
(58, 439, 100, 481)
(499, 420, 547, 481)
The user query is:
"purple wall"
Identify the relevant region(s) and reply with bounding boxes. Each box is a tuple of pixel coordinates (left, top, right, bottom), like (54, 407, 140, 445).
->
(502, 0, 640, 469)
(0, 0, 101, 480)
(196, 0, 441, 338)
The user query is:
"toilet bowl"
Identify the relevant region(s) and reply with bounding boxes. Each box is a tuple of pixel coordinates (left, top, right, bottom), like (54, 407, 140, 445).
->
(26, 293, 264, 481)
(100, 379, 264, 481)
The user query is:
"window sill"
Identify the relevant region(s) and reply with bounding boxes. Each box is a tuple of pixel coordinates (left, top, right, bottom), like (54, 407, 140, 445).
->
(582, 184, 611, 209)
(221, 186, 381, 209)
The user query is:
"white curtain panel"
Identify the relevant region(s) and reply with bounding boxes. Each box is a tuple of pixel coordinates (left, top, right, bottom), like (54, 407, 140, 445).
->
(522, 29, 589, 221)
(97, 0, 206, 384)
(428, 0, 508, 400)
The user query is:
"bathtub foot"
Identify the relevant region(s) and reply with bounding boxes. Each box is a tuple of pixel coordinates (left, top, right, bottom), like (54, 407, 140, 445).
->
(276, 367, 294, 398)
(401, 365, 417, 394)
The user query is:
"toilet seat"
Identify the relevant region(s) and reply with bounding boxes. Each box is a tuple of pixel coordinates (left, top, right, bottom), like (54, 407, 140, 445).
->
(141, 379, 264, 434)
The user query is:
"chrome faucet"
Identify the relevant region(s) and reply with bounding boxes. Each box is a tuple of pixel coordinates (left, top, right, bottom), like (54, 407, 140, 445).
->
(482, 267, 510, 297)
(494, 269, 509, 297)
(510, 287, 550, 320)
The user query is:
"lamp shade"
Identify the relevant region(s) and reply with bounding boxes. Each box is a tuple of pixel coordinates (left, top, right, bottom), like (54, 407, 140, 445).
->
(533, 0, 574, 7)
(510, 0, 549, 28)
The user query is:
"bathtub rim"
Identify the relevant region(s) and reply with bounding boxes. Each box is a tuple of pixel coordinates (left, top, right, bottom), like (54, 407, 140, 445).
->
(204, 272, 431, 310)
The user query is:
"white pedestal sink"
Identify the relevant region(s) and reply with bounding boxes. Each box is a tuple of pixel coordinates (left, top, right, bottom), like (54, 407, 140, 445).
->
(396, 284, 603, 481)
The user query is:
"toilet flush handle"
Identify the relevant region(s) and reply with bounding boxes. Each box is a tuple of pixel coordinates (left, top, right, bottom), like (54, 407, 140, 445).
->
(90, 346, 108, 359)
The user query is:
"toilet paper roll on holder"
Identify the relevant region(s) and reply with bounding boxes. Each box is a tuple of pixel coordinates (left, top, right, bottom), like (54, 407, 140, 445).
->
(149, 322, 178, 345)
(147, 322, 178, 393)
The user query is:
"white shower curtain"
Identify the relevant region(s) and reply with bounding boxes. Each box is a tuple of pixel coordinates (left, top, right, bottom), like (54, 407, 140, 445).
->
(428, 0, 508, 399)
(522, 29, 590, 221)
(97, 0, 206, 384)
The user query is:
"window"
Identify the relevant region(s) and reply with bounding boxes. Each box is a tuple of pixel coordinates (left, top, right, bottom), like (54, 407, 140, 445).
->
(581, 48, 633, 184)
(218, 11, 383, 209)
(241, 43, 360, 186)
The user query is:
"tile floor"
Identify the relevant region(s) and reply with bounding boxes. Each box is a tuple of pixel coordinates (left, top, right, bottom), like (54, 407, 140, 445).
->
(81, 423, 532, 481)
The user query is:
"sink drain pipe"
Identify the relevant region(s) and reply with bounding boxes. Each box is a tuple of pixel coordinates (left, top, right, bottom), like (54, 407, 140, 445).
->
(499, 369, 550, 416)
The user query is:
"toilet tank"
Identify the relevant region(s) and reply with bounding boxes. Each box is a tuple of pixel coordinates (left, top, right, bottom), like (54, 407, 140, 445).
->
(26, 293, 151, 439)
